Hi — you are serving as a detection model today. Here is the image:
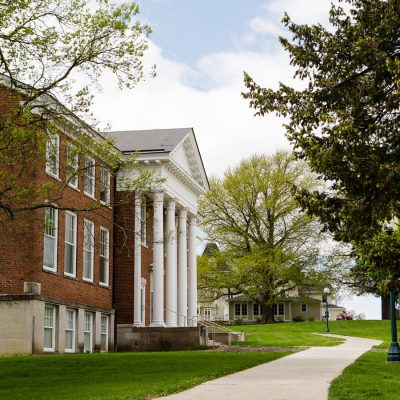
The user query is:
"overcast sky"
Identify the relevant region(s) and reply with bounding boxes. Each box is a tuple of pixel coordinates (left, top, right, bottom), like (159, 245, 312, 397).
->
(91, 0, 381, 319)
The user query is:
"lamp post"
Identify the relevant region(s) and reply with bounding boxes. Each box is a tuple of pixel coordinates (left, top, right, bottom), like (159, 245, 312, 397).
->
(323, 287, 330, 333)
(384, 222, 400, 362)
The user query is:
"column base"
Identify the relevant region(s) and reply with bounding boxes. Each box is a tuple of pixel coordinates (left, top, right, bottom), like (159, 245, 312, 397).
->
(165, 322, 178, 328)
(150, 321, 165, 328)
(133, 322, 143, 328)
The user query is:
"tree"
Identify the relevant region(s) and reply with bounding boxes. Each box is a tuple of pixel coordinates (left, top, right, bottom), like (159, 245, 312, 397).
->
(243, 0, 400, 248)
(198, 151, 332, 323)
(0, 0, 155, 222)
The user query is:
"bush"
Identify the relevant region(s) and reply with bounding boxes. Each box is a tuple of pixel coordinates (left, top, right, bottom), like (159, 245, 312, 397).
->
(336, 310, 353, 320)
(292, 315, 305, 322)
(307, 316, 315, 322)
(234, 318, 243, 325)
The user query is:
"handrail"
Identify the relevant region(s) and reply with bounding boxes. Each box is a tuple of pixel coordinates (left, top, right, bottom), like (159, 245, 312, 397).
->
(196, 315, 236, 334)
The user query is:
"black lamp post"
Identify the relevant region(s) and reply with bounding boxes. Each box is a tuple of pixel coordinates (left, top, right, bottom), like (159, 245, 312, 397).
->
(384, 222, 400, 362)
(323, 287, 330, 333)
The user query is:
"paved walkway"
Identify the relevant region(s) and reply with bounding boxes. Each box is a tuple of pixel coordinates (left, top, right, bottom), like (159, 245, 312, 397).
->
(159, 335, 381, 400)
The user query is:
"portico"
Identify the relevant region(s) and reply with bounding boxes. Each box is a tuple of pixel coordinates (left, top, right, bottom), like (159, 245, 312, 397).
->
(109, 128, 209, 330)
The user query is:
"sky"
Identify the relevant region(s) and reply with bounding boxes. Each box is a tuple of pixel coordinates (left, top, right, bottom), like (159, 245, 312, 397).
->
(91, 0, 381, 319)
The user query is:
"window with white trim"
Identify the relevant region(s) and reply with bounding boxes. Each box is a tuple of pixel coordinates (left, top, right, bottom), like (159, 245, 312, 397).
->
(301, 303, 307, 313)
(45, 133, 59, 178)
(253, 303, 261, 317)
(273, 303, 285, 316)
(99, 227, 109, 286)
(141, 200, 146, 245)
(83, 312, 93, 353)
(64, 211, 77, 277)
(100, 169, 110, 205)
(43, 207, 58, 272)
(66, 144, 79, 188)
(83, 220, 94, 282)
(100, 315, 109, 352)
(65, 309, 75, 353)
(234, 303, 248, 318)
(84, 157, 95, 197)
(44, 305, 56, 351)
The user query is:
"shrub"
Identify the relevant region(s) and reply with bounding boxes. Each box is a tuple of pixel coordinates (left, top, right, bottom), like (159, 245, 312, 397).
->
(336, 310, 353, 320)
(307, 316, 315, 322)
(292, 315, 305, 322)
(234, 318, 243, 325)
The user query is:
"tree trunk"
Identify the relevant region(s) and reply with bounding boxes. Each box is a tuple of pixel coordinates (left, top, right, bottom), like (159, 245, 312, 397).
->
(262, 302, 275, 324)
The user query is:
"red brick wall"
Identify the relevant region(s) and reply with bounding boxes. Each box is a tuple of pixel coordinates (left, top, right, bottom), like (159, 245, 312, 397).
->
(0, 85, 114, 310)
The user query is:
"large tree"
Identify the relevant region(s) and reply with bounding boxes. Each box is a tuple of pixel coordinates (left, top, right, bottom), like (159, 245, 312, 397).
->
(199, 151, 334, 323)
(243, 0, 400, 290)
(0, 0, 155, 221)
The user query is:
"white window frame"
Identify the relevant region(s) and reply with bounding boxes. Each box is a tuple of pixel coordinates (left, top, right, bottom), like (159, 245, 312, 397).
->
(141, 199, 147, 246)
(99, 227, 109, 287)
(65, 308, 76, 353)
(44, 305, 56, 352)
(84, 157, 96, 198)
(273, 303, 285, 317)
(204, 308, 212, 321)
(301, 303, 308, 313)
(45, 133, 60, 179)
(100, 315, 109, 352)
(43, 206, 58, 272)
(100, 168, 110, 205)
(83, 312, 93, 353)
(234, 303, 248, 318)
(66, 143, 79, 189)
(83, 219, 94, 282)
(64, 211, 77, 277)
(253, 303, 261, 317)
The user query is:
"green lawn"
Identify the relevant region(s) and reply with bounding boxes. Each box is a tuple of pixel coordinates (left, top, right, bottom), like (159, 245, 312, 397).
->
(0, 351, 288, 400)
(236, 320, 391, 347)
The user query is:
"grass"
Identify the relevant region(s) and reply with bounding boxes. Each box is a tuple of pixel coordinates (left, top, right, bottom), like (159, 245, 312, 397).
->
(0, 351, 289, 400)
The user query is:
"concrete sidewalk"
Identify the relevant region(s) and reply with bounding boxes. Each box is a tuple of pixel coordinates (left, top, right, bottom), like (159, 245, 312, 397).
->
(158, 335, 381, 400)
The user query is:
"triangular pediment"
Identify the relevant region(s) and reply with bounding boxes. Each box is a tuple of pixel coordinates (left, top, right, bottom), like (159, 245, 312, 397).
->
(169, 130, 209, 191)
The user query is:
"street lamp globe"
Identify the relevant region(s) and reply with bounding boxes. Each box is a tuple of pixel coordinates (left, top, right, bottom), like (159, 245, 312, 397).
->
(323, 287, 330, 295)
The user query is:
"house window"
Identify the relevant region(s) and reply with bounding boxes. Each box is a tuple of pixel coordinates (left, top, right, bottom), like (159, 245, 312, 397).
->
(66, 144, 78, 188)
(100, 169, 110, 205)
(100, 315, 109, 352)
(234, 303, 248, 318)
(65, 309, 75, 353)
(83, 220, 94, 282)
(44, 305, 56, 351)
(43, 207, 58, 272)
(204, 308, 212, 321)
(84, 312, 93, 353)
(64, 211, 77, 277)
(301, 303, 307, 313)
(84, 157, 95, 197)
(99, 227, 109, 286)
(45, 133, 59, 178)
(141, 200, 146, 245)
(253, 303, 261, 317)
(273, 303, 285, 316)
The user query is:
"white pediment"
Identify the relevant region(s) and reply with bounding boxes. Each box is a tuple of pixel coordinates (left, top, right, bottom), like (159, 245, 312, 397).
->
(169, 131, 209, 191)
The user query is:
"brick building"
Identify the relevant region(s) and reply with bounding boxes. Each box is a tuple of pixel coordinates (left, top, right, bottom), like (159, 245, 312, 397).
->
(0, 84, 209, 354)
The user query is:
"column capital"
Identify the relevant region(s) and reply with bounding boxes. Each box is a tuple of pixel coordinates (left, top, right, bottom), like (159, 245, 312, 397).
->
(188, 215, 197, 225)
(134, 191, 142, 206)
(166, 199, 176, 210)
(153, 190, 164, 202)
(178, 207, 187, 219)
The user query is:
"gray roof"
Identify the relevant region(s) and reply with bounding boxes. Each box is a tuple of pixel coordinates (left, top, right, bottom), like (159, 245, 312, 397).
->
(103, 128, 191, 153)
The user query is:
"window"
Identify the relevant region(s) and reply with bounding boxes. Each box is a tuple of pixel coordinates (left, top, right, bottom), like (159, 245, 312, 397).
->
(301, 303, 307, 313)
(99, 227, 109, 286)
(65, 309, 75, 353)
(273, 303, 285, 316)
(83, 220, 94, 282)
(64, 212, 77, 277)
(100, 169, 110, 205)
(141, 200, 146, 245)
(43, 207, 58, 272)
(45, 133, 59, 178)
(66, 144, 79, 188)
(253, 303, 261, 317)
(204, 308, 211, 321)
(84, 157, 95, 197)
(84, 312, 93, 353)
(100, 315, 109, 352)
(234, 303, 248, 318)
(44, 305, 55, 351)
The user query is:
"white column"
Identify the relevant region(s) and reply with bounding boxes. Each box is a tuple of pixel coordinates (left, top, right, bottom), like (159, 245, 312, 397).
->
(165, 199, 178, 327)
(177, 208, 188, 326)
(133, 192, 142, 327)
(187, 216, 198, 327)
(151, 190, 165, 327)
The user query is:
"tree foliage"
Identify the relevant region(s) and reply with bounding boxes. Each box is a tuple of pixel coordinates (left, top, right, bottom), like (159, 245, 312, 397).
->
(0, 0, 155, 221)
(199, 151, 334, 322)
(243, 0, 400, 245)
